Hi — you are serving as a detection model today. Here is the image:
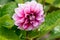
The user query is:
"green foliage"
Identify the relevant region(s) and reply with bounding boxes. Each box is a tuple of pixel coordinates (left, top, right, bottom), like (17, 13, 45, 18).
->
(46, 0, 55, 4)
(53, 0, 60, 8)
(0, 14, 14, 28)
(15, 0, 24, 3)
(0, 2, 17, 17)
(46, 20, 60, 40)
(0, 27, 19, 40)
(0, 0, 60, 40)
(0, 0, 12, 5)
(27, 10, 60, 39)
(46, 0, 60, 8)
(19, 30, 26, 40)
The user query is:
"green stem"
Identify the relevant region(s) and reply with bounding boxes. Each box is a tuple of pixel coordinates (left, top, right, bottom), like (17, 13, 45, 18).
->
(43, 0, 45, 8)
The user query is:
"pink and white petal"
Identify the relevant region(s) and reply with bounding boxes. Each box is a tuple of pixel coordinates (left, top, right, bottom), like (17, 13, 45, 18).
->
(24, 4, 30, 14)
(36, 17, 42, 21)
(16, 12, 25, 17)
(18, 4, 25, 9)
(15, 18, 24, 26)
(18, 26, 24, 30)
(40, 18, 45, 22)
(36, 14, 44, 21)
(24, 19, 28, 24)
(15, 8, 20, 14)
(18, 18, 25, 23)
(23, 24, 28, 30)
(33, 26, 40, 30)
(30, 1, 37, 11)
(37, 11, 44, 18)
(15, 21, 20, 26)
(15, 8, 25, 17)
(39, 11, 44, 15)
(33, 21, 39, 27)
(29, 15, 35, 20)
(34, 4, 43, 13)
(12, 14, 20, 21)
(37, 3, 43, 10)
(26, 25, 33, 30)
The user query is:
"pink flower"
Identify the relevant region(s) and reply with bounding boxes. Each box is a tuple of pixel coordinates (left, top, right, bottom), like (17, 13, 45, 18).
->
(12, 1, 44, 31)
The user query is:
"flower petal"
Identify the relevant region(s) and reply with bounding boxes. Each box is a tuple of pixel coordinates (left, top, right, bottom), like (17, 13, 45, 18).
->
(15, 8, 25, 17)
(12, 14, 20, 21)
(26, 25, 33, 30)
(34, 4, 43, 13)
(30, 1, 37, 11)
(32, 21, 39, 27)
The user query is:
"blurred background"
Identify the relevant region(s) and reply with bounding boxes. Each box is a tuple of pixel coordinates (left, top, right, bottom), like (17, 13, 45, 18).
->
(0, 0, 60, 40)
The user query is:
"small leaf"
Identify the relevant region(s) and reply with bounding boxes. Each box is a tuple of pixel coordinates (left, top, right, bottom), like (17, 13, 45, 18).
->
(0, 27, 19, 40)
(44, 5, 50, 12)
(19, 30, 26, 40)
(0, 2, 17, 17)
(0, 0, 12, 5)
(0, 14, 14, 28)
(47, 21, 60, 40)
(15, 0, 24, 3)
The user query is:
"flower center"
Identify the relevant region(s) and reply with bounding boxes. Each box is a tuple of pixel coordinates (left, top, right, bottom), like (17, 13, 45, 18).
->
(27, 13, 35, 21)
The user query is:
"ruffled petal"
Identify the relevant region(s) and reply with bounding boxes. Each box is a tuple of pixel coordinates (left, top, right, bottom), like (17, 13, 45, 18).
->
(12, 14, 20, 21)
(15, 8, 25, 17)
(30, 1, 37, 11)
(34, 4, 43, 13)
(32, 21, 39, 27)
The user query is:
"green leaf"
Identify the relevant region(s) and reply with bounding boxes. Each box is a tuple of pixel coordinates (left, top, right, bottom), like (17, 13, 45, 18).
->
(53, 0, 60, 8)
(47, 20, 60, 40)
(46, 0, 55, 4)
(37, 10, 60, 38)
(0, 7, 1, 17)
(27, 10, 60, 39)
(13, 28, 26, 40)
(19, 30, 26, 40)
(15, 0, 24, 3)
(0, 0, 12, 5)
(0, 2, 17, 17)
(45, 0, 60, 8)
(0, 27, 19, 40)
(54, 25, 60, 34)
(44, 5, 50, 12)
(0, 14, 14, 29)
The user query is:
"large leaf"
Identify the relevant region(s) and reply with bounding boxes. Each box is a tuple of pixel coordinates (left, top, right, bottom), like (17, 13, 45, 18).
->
(27, 10, 60, 39)
(0, 2, 17, 17)
(0, 14, 14, 28)
(0, 27, 19, 40)
(46, 0, 60, 8)
(53, 0, 60, 8)
(47, 20, 60, 40)
(45, 0, 55, 4)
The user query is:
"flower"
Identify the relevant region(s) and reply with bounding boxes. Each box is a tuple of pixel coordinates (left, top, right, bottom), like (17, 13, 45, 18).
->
(12, 0, 44, 31)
